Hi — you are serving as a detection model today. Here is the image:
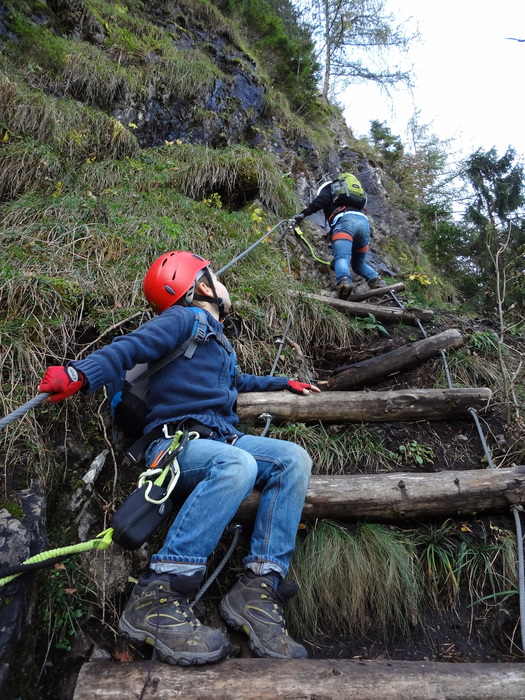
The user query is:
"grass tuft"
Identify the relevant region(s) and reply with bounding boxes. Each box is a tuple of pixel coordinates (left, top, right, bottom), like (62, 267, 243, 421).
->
(270, 423, 394, 474)
(289, 521, 423, 640)
(170, 144, 297, 214)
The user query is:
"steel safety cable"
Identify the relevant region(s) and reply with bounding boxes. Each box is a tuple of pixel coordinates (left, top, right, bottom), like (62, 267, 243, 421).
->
(259, 314, 294, 439)
(389, 282, 525, 651)
(467, 407, 496, 469)
(215, 219, 289, 277)
(137, 523, 244, 700)
(190, 523, 243, 608)
(511, 505, 525, 656)
(0, 392, 50, 431)
(387, 288, 493, 464)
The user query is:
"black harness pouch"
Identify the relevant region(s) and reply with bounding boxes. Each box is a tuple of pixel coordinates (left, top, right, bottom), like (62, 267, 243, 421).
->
(109, 483, 174, 550)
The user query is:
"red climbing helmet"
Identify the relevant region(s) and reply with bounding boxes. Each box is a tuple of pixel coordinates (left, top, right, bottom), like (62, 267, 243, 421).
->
(143, 251, 210, 313)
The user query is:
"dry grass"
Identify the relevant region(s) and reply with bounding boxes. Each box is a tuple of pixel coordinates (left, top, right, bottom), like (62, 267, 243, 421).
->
(61, 49, 134, 108)
(289, 521, 423, 640)
(170, 144, 297, 214)
(0, 76, 138, 164)
(0, 141, 60, 201)
(270, 423, 393, 474)
(0, 76, 60, 143)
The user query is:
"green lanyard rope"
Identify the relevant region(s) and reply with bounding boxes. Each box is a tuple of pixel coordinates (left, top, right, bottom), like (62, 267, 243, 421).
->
(0, 432, 195, 587)
(293, 226, 332, 265)
(0, 527, 114, 587)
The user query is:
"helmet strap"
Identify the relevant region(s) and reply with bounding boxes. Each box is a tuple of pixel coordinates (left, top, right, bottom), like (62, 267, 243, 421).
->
(193, 269, 224, 318)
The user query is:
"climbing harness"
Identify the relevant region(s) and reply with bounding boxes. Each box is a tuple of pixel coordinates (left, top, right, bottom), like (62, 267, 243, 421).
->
(0, 427, 242, 603)
(0, 432, 194, 584)
(109, 429, 197, 550)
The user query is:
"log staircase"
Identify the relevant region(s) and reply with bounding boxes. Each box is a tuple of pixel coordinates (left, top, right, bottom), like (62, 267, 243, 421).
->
(72, 283, 525, 699)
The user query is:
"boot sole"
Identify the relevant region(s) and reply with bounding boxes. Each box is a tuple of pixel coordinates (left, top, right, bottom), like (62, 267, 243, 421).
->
(219, 597, 305, 659)
(118, 616, 230, 666)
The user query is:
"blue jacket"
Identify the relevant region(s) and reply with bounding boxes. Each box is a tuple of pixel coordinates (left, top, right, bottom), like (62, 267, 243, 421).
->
(72, 305, 289, 438)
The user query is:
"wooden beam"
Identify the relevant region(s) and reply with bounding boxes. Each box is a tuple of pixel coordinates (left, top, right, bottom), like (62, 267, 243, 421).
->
(73, 658, 525, 700)
(236, 388, 492, 423)
(328, 329, 464, 390)
(302, 291, 434, 323)
(348, 281, 405, 301)
(234, 466, 525, 521)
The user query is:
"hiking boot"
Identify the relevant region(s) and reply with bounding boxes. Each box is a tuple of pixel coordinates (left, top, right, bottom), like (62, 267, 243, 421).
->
(336, 277, 352, 299)
(368, 277, 387, 289)
(118, 571, 230, 666)
(219, 570, 308, 659)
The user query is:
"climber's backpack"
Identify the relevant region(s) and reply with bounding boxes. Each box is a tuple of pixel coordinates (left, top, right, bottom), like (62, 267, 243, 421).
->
(109, 307, 209, 455)
(330, 172, 367, 209)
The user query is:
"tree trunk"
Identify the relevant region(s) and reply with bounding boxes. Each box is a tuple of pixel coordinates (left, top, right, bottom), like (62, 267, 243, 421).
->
(328, 329, 464, 390)
(236, 388, 492, 423)
(73, 658, 525, 700)
(349, 281, 405, 301)
(303, 292, 434, 323)
(234, 466, 525, 522)
(321, 0, 331, 101)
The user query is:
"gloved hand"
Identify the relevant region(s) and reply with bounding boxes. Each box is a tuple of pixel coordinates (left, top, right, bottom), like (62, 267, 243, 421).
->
(292, 213, 305, 224)
(38, 366, 85, 403)
(287, 380, 320, 395)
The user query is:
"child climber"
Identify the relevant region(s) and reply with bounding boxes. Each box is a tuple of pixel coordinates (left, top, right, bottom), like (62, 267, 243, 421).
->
(38, 250, 319, 666)
(293, 172, 386, 299)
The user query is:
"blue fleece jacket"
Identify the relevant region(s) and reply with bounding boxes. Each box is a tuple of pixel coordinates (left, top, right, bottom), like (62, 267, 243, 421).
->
(71, 305, 288, 438)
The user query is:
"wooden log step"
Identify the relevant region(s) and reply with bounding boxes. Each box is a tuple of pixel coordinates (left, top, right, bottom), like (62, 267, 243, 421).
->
(327, 329, 464, 390)
(300, 291, 434, 323)
(73, 657, 525, 700)
(348, 281, 405, 301)
(234, 465, 525, 521)
(237, 387, 492, 423)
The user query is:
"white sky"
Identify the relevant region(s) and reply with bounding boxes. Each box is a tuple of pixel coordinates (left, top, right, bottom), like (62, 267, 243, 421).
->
(342, 0, 525, 162)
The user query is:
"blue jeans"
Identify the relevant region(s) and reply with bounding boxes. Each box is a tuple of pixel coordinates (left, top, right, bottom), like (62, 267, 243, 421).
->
(145, 434, 312, 578)
(331, 212, 377, 284)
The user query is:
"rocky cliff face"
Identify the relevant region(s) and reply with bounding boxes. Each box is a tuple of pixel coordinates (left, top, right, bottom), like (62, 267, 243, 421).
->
(2, 0, 419, 271)
(83, 1, 419, 273)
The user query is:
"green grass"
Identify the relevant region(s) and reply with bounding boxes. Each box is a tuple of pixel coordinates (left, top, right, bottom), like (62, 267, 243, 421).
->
(381, 236, 458, 309)
(289, 521, 423, 639)
(270, 423, 394, 474)
(0, 75, 138, 166)
(168, 143, 298, 214)
(413, 519, 518, 610)
(288, 518, 519, 643)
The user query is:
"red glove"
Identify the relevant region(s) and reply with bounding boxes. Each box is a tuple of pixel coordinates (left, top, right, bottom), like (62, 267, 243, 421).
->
(38, 366, 85, 403)
(287, 380, 319, 395)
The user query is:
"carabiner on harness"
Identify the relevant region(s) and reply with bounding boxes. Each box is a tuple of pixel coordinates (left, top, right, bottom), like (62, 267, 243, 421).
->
(138, 429, 199, 505)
